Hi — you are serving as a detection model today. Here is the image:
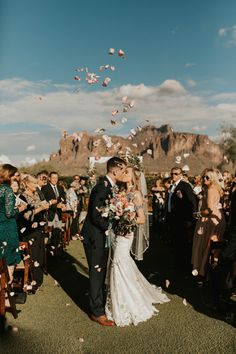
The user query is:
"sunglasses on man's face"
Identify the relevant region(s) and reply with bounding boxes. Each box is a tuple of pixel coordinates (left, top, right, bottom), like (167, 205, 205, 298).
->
(171, 172, 180, 176)
(202, 175, 210, 180)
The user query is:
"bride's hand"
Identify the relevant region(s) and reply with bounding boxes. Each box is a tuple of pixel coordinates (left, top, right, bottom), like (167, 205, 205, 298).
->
(129, 211, 136, 220)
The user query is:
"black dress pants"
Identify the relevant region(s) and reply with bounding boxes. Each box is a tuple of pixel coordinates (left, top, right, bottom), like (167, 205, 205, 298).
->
(24, 229, 45, 287)
(83, 243, 109, 317)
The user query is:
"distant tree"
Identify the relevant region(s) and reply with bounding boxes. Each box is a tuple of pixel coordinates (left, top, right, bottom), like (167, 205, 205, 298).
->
(220, 124, 236, 164)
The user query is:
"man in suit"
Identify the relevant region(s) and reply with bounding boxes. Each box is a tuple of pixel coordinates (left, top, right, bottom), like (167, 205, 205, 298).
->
(81, 157, 126, 326)
(166, 167, 197, 273)
(41, 172, 67, 255)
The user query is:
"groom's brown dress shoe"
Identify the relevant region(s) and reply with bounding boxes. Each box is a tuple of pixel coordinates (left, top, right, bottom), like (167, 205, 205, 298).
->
(91, 314, 115, 326)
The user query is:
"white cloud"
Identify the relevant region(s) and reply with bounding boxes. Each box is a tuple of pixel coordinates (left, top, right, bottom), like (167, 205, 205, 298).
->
(218, 25, 236, 47)
(158, 80, 186, 94)
(26, 145, 36, 152)
(185, 63, 196, 68)
(212, 92, 236, 101)
(0, 77, 235, 165)
(192, 125, 207, 132)
(218, 28, 227, 37)
(0, 155, 12, 164)
(216, 103, 236, 113)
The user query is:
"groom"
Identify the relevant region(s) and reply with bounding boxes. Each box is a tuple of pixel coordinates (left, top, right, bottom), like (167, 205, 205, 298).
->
(81, 157, 126, 326)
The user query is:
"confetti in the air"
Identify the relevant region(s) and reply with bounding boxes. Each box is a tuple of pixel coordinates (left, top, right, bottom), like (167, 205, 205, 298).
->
(111, 110, 119, 116)
(118, 49, 125, 58)
(108, 48, 115, 55)
(102, 77, 111, 87)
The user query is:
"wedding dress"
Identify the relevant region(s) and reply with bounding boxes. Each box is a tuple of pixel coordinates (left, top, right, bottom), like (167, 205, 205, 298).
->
(105, 233, 170, 327)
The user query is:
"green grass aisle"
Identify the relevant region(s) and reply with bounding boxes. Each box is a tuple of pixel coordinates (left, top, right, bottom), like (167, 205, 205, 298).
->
(2, 240, 236, 354)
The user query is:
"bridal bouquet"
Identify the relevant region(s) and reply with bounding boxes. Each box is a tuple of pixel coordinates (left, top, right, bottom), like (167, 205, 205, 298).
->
(98, 188, 137, 246)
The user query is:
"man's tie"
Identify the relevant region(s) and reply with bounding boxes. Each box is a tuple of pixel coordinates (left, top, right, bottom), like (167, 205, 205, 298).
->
(167, 184, 176, 213)
(53, 185, 59, 198)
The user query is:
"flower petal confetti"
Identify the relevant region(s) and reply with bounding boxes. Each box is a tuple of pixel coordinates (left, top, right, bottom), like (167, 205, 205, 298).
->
(182, 165, 190, 172)
(183, 153, 190, 158)
(165, 279, 170, 288)
(102, 77, 111, 87)
(108, 47, 115, 55)
(94, 128, 106, 134)
(118, 49, 125, 58)
(183, 298, 187, 306)
(111, 110, 119, 116)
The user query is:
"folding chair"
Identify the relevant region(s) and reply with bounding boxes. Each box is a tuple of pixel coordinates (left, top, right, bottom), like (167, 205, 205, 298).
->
(0, 258, 18, 325)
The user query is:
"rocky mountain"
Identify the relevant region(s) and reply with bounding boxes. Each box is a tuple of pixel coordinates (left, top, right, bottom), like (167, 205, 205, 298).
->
(47, 124, 224, 175)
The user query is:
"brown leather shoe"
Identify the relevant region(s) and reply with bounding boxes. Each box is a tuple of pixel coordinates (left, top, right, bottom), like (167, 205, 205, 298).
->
(91, 314, 115, 326)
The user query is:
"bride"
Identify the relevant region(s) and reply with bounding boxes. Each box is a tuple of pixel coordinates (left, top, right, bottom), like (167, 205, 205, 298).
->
(105, 167, 170, 327)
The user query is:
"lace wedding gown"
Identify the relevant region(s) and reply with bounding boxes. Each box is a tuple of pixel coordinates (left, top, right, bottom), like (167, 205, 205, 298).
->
(105, 233, 170, 327)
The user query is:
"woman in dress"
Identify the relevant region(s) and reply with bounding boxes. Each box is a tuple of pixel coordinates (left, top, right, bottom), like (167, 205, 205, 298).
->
(18, 175, 49, 289)
(105, 167, 170, 327)
(0, 164, 26, 283)
(192, 169, 226, 278)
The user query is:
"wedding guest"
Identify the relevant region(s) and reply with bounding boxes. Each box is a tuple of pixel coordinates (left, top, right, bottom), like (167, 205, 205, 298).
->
(36, 172, 48, 201)
(192, 169, 226, 278)
(193, 175, 202, 196)
(151, 177, 165, 225)
(88, 172, 97, 192)
(58, 179, 68, 193)
(0, 164, 26, 285)
(222, 170, 232, 219)
(166, 167, 197, 272)
(41, 172, 67, 255)
(77, 178, 88, 213)
(66, 181, 80, 240)
(18, 175, 49, 289)
(212, 178, 236, 306)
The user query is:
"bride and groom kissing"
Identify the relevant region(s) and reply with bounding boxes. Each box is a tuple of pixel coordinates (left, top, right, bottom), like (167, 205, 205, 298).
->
(81, 157, 169, 327)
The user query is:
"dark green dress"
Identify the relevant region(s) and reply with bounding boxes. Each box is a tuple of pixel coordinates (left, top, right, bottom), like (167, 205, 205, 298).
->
(0, 184, 21, 265)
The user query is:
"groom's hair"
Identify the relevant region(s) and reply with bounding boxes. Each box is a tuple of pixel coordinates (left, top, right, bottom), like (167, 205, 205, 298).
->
(107, 157, 126, 173)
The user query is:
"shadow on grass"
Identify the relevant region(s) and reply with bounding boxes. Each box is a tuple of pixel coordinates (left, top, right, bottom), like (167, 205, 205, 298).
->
(47, 250, 90, 316)
(139, 223, 236, 328)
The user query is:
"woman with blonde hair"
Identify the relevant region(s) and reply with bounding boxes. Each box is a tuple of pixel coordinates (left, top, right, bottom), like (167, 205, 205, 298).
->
(105, 167, 169, 327)
(17, 174, 49, 290)
(192, 168, 226, 278)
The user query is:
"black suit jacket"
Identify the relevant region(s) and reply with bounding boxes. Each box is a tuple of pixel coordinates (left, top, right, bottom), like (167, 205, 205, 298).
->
(170, 180, 197, 224)
(81, 176, 112, 248)
(41, 183, 66, 221)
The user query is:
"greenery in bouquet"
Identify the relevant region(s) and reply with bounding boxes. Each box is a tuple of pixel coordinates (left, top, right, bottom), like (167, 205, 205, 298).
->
(98, 187, 137, 237)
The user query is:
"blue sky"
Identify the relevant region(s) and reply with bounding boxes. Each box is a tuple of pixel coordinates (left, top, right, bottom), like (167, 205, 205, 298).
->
(0, 0, 236, 165)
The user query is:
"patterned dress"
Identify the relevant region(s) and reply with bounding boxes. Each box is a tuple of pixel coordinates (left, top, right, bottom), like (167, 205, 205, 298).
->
(0, 184, 21, 265)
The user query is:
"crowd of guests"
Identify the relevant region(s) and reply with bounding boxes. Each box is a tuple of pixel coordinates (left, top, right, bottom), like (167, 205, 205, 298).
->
(0, 162, 235, 326)
(0, 165, 89, 310)
(151, 167, 236, 310)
